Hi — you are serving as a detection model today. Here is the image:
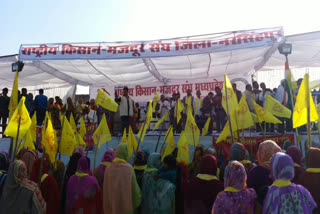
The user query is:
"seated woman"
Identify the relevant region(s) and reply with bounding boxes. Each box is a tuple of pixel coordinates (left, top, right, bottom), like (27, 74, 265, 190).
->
(247, 140, 281, 205)
(230, 142, 254, 174)
(0, 160, 46, 214)
(141, 153, 176, 214)
(212, 161, 256, 214)
(66, 156, 103, 214)
(186, 154, 224, 214)
(286, 145, 305, 183)
(263, 152, 316, 214)
(298, 147, 320, 213)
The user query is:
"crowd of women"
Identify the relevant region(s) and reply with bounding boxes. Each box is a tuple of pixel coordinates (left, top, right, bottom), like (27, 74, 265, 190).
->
(0, 140, 319, 214)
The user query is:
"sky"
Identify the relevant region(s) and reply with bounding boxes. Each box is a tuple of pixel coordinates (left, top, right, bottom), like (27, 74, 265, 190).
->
(1, 0, 320, 56)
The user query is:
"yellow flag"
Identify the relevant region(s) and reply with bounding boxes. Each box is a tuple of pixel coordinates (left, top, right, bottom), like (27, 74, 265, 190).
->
(153, 92, 160, 112)
(184, 108, 200, 146)
(175, 98, 184, 124)
(31, 113, 37, 143)
(316, 104, 320, 133)
(162, 126, 176, 161)
(137, 101, 153, 142)
(236, 94, 254, 130)
(75, 132, 87, 149)
(265, 95, 291, 119)
(60, 116, 76, 156)
(202, 117, 211, 136)
(41, 112, 49, 141)
(293, 73, 319, 128)
(42, 118, 58, 163)
(96, 89, 118, 112)
(253, 101, 282, 124)
(69, 114, 77, 134)
(222, 74, 238, 115)
(127, 126, 138, 159)
(286, 70, 298, 93)
(4, 97, 32, 139)
(177, 131, 190, 164)
(153, 110, 168, 131)
(79, 116, 86, 138)
(121, 128, 127, 143)
(251, 113, 259, 123)
(18, 129, 35, 152)
(93, 114, 112, 148)
(8, 71, 19, 119)
(216, 121, 231, 143)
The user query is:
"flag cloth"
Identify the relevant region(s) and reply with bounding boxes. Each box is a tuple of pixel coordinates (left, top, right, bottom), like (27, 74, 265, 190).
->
(216, 121, 231, 143)
(152, 92, 160, 112)
(60, 116, 76, 156)
(253, 101, 282, 124)
(222, 74, 238, 115)
(69, 114, 77, 134)
(8, 71, 19, 119)
(121, 128, 127, 143)
(236, 94, 255, 130)
(96, 89, 118, 112)
(42, 118, 58, 164)
(153, 110, 168, 131)
(31, 113, 37, 142)
(18, 129, 35, 152)
(75, 132, 87, 149)
(184, 108, 200, 146)
(162, 126, 176, 161)
(137, 101, 153, 142)
(175, 98, 184, 124)
(202, 117, 211, 136)
(4, 97, 32, 140)
(93, 114, 112, 148)
(127, 126, 138, 159)
(316, 104, 320, 134)
(177, 131, 190, 164)
(284, 60, 297, 107)
(41, 112, 49, 142)
(265, 95, 291, 119)
(293, 73, 319, 128)
(251, 113, 259, 123)
(79, 116, 86, 138)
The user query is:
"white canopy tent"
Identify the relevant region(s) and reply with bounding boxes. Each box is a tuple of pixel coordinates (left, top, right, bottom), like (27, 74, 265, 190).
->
(1, 27, 319, 101)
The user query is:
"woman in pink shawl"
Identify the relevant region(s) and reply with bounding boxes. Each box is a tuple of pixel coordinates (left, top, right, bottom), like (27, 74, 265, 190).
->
(286, 145, 305, 183)
(94, 149, 115, 188)
(103, 143, 141, 214)
(66, 156, 103, 214)
(212, 161, 256, 214)
(262, 152, 316, 214)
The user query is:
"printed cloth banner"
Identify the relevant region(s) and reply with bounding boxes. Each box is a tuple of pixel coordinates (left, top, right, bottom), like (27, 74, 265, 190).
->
(19, 27, 283, 60)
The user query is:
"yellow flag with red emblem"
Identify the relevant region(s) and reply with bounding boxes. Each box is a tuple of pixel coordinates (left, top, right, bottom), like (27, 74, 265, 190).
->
(121, 128, 127, 143)
(265, 95, 291, 119)
(253, 101, 282, 124)
(60, 116, 76, 156)
(96, 89, 118, 112)
(236, 94, 254, 130)
(79, 116, 86, 138)
(137, 101, 152, 142)
(177, 131, 190, 164)
(162, 126, 176, 161)
(127, 126, 138, 159)
(42, 117, 58, 163)
(184, 108, 200, 146)
(93, 114, 112, 148)
(8, 71, 19, 119)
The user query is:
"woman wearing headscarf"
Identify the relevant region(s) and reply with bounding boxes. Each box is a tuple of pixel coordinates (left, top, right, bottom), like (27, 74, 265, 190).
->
(103, 143, 141, 214)
(141, 153, 176, 214)
(67, 156, 103, 214)
(0, 160, 46, 214)
(20, 149, 38, 178)
(286, 145, 305, 183)
(0, 151, 9, 198)
(53, 160, 65, 189)
(30, 158, 60, 214)
(298, 147, 320, 213)
(230, 142, 254, 174)
(188, 144, 204, 179)
(212, 161, 256, 213)
(94, 149, 115, 188)
(73, 146, 85, 156)
(263, 152, 316, 214)
(133, 150, 148, 188)
(186, 154, 224, 214)
(247, 140, 281, 205)
(61, 152, 82, 214)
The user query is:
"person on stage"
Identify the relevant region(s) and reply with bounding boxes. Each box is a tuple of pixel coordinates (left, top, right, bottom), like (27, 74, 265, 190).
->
(115, 87, 134, 132)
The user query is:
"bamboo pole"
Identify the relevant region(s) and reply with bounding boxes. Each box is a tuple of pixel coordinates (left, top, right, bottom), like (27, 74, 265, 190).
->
(154, 122, 165, 152)
(306, 73, 312, 150)
(93, 135, 100, 170)
(13, 117, 22, 159)
(224, 75, 235, 144)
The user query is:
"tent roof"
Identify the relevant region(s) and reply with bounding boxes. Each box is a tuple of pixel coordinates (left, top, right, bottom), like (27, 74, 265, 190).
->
(1, 27, 320, 90)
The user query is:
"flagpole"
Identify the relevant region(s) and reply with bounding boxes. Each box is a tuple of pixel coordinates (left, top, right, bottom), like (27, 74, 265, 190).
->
(306, 72, 312, 150)
(56, 116, 65, 161)
(93, 135, 100, 170)
(13, 116, 22, 159)
(38, 119, 48, 186)
(134, 121, 146, 163)
(160, 126, 171, 153)
(154, 122, 165, 152)
(224, 75, 235, 144)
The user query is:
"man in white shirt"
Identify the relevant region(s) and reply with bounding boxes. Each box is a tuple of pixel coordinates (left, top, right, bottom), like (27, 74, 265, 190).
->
(275, 80, 288, 106)
(158, 95, 170, 129)
(115, 87, 134, 132)
(194, 90, 203, 129)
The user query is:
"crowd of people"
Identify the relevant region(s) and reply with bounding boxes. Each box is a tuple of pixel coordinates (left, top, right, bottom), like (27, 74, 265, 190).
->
(0, 139, 319, 213)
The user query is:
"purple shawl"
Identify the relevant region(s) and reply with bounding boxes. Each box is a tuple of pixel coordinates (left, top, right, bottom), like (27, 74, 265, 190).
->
(212, 161, 256, 214)
(286, 145, 305, 183)
(73, 147, 85, 156)
(98, 149, 115, 182)
(66, 156, 100, 212)
(262, 152, 316, 214)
